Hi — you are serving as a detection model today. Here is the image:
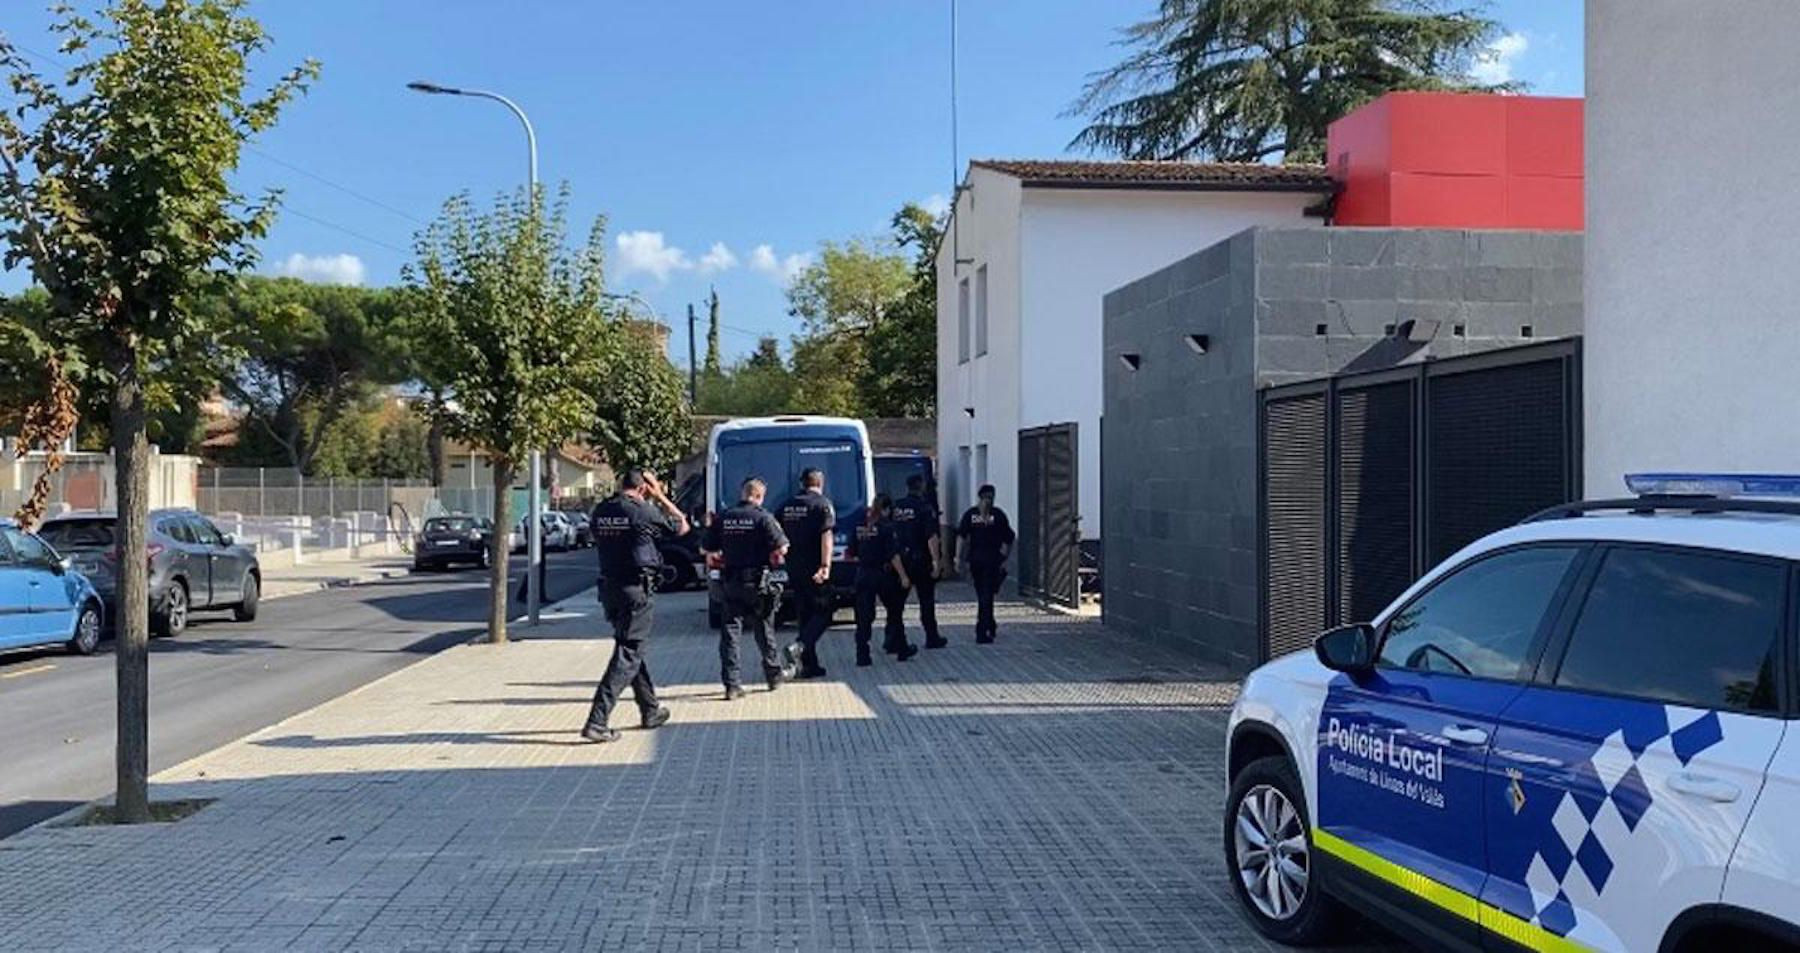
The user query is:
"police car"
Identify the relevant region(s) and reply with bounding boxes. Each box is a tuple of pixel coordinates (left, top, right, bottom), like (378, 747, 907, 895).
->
(1225, 475, 1800, 952)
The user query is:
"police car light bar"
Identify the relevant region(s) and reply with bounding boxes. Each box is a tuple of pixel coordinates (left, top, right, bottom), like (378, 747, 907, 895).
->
(1624, 473, 1800, 499)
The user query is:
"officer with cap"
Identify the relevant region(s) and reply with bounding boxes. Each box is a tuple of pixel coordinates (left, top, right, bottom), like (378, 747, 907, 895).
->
(850, 494, 916, 666)
(580, 467, 689, 743)
(777, 467, 835, 679)
(956, 483, 1015, 644)
(887, 473, 945, 650)
(703, 477, 790, 699)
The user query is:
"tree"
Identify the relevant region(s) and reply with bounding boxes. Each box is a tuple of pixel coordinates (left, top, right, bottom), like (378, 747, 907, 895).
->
(406, 185, 611, 643)
(0, 0, 314, 823)
(697, 336, 795, 416)
(213, 277, 406, 474)
(865, 203, 939, 417)
(592, 321, 692, 474)
(787, 237, 913, 339)
(704, 286, 722, 376)
(1068, 0, 1508, 162)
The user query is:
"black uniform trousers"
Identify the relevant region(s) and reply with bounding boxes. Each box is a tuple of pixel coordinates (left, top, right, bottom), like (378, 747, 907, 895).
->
(969, 562, 1006, 640)
(855, 569, 907, 657)
(585, 578, 660, 730)
(789, 572, 832, 667)
(719, 571, 780, 689)
(898, 553, 940, 645)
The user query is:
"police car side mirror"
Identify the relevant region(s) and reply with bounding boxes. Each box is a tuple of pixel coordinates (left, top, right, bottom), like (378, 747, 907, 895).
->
(1315, 623, 1377, 675)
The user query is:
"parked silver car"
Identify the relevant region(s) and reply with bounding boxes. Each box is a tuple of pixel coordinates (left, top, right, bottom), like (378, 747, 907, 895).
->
(38, 508, 261, 637)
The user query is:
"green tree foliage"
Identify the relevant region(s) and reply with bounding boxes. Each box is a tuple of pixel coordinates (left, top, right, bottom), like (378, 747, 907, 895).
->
(704, 287, 722, 376)
(592, 320, 692, 474)
(0, 0, 314, 823)
(210, 277, 407, 474)
(1069, 0, 1508, 162)
(405, 185, 611, 643)
(865, 203, 939, 417)
(697, 337, 795, 416)
(308, 397, 432, 480)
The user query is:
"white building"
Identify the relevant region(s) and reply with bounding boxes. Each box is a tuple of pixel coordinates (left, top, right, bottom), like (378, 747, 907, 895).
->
(935, 159, 1334, 544)
(1586, 1, 1800, 488)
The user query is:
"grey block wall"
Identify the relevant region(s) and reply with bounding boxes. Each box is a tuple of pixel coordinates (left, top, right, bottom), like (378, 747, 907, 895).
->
(1102, 227, 1583, 673)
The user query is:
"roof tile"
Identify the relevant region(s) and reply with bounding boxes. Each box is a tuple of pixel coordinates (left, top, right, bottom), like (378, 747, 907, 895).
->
(970, 159, 1334, 191)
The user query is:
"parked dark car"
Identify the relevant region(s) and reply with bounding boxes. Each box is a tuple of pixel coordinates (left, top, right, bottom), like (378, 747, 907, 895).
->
(38, 508, 261, 637)
(412, 515, 492, 571)
(0, 520, 105, 655)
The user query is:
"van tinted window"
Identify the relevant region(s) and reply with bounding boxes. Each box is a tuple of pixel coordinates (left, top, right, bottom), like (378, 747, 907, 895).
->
(1554, 547, 1784, 713)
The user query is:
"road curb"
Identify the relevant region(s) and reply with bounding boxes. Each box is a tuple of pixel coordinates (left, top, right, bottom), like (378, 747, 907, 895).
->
(260, 566, 414, 603)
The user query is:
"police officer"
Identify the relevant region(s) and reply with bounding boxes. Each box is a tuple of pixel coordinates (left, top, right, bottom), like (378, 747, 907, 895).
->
(888, 473, 946, 650)
(580, 468, 689, 743)
(850, 494, 916, 666)
(704, 477, 789, 699)
(956, 483, 1015, 644)
(777, 467, 835, 679)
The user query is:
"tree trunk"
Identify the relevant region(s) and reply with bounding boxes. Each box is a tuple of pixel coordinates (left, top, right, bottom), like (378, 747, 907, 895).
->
(111, 357, 151, 823)
(427, 416, 447, 488)
(487, 458, 514, 644)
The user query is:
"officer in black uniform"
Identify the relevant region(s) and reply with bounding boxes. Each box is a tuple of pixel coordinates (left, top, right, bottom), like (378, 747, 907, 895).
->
(580, 468, 689, 743)
(888, 473, 945, 650)
(956, 483, 1015, 644)
(703, 477, 789, 699)
(849, 494, 916, 666)
(777, 467, 835, 679)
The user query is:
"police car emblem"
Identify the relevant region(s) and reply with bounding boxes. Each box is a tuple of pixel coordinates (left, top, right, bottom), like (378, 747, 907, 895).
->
(1506, 768, 1526, 815)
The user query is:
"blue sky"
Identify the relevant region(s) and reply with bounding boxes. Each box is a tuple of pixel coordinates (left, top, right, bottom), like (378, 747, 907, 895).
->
(1, 1, 1582, 362)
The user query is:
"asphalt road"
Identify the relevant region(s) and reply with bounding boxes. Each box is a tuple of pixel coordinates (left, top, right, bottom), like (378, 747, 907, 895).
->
(0, 548, 603, 839)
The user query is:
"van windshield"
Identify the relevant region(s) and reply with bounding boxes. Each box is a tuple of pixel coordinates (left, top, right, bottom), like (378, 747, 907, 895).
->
(716, 438, 865, 516)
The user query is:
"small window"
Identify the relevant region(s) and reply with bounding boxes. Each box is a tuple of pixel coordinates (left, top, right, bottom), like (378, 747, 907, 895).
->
(187, 518, 223, 546)
(3, 527, 57, 567)
(1380, 546, 1579, 681)
(1553, 547, 1785, 713)
(159, 519, 196, 544)
(957, 278, 971, 364)
(975, 444, 989, 488)
(975, 265, 989, 357)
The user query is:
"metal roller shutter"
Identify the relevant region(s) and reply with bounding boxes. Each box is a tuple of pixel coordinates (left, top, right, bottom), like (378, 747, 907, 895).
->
(1427, 360, 1570, 564)
(1336, 380, 1416, 625)
(1263, 393, 1328, 659)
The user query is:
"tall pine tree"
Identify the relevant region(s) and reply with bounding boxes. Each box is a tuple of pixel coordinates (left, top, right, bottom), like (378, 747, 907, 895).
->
(1069, 0, 1510, 162)
(704, 287, 722, 376)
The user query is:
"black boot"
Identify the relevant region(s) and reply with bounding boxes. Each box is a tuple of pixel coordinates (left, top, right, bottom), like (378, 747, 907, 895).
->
(856, 646, 873, 667)
(897, 643, 919, 662)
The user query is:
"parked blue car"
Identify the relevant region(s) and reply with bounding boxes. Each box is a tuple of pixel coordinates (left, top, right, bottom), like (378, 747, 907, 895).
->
(0, 519, 105, 656)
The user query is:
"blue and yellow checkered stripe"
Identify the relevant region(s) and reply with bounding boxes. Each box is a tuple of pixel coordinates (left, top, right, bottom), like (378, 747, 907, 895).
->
(1312, 829, 1591, 953)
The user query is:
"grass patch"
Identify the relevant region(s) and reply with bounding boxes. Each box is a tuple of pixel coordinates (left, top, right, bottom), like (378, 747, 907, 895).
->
(56, 798, 215, 828)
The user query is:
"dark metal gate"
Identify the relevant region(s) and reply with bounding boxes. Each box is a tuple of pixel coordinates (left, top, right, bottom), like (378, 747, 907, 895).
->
(1018, 423, 1079, 607)
(1258, 339, 1581, 662)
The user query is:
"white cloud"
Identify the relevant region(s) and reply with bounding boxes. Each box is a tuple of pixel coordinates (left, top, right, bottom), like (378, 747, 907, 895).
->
(921, 193, 950, 219)
(1471, 32, 1528, 86)
(697, 241, 738, 275)
(274, 252, 366, 285)
(614, 230, 692, 282)
(749, 244, 813, 285)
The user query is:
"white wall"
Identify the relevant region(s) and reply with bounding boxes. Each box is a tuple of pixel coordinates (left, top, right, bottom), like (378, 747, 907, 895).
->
(1017, 189, 1319, 536)
(1586, 0, 1800, 491)
(937, 168, 1022, 526)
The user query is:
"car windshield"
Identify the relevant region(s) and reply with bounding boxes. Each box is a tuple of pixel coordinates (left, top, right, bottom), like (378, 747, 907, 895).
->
(425, 518, 475, 533)
(717, 437, 865, 516)
(38, 518, 115, 550)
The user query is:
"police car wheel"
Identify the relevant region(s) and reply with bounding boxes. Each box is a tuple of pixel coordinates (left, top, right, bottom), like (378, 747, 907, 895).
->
(1224, 756, 1343, 944)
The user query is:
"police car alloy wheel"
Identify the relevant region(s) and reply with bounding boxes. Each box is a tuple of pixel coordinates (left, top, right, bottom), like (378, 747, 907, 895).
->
(1223, 756, 1342, 944)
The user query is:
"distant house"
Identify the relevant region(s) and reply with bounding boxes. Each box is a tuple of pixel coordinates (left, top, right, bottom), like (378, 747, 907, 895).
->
(935, 159, 1336, 548)
(442, 440, 614, 501)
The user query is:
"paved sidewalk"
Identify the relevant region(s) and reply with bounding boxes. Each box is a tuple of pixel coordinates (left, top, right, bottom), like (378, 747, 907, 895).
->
(258, 554, 413, 602)
(0, 584, 1398, 952)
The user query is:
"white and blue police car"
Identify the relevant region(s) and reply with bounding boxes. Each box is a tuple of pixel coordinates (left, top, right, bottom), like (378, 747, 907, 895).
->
(1225, 474, 1800, 952)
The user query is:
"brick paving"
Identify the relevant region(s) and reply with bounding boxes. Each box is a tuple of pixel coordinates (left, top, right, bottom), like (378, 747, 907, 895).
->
(0, 585, 1401, 952)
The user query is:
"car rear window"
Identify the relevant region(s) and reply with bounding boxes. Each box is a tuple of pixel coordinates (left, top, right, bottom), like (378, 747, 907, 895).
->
(426, 518, 475, 533)
(39, 519, 115, 549)
(1553, 547, 1786, 713)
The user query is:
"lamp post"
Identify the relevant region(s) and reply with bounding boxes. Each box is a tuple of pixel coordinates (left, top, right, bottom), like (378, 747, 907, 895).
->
(408, 79, 546, 625)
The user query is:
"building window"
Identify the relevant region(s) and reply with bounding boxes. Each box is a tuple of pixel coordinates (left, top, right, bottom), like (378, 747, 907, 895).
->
(975, 443, 988, 489)
(957, 445, 972, 516)
(975, 265, 989, 357)
(957, 278, 971, 364)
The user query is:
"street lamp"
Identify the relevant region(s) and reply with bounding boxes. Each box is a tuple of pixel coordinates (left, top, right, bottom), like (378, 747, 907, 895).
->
(408, 79, 546, 625)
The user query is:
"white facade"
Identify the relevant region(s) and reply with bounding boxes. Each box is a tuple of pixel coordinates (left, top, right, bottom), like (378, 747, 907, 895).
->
(1585, 0, 1800, 491)
(935, 164, 1323, 536)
